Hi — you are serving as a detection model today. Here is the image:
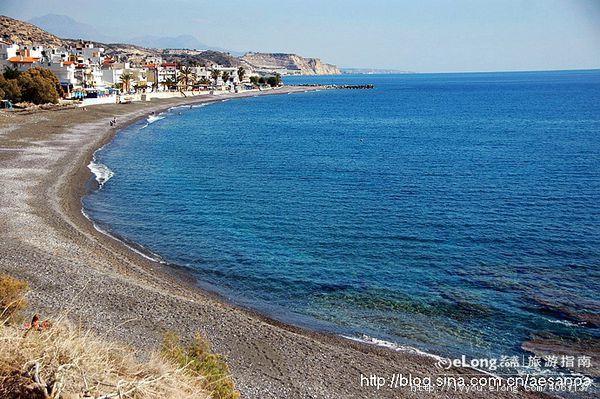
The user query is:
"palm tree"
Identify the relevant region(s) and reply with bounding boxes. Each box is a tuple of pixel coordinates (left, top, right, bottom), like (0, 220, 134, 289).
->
(120, 72, 134, 93)
(222, 71, 230, 83)
(164, 78, 176, 91)
(160, 79, 169, 92)
(199, 77, 211, 88)
(210, 69, 220, 86)
(178, 66, 194, 91)
(237, 67, 245, 82)
(133, 81, 147, 93)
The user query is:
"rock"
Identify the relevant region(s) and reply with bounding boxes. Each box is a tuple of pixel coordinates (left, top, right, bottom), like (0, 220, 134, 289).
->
(241, 52, 341, 75)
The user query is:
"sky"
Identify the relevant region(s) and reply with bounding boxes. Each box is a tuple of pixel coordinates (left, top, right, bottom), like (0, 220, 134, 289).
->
(1, 0, 599, 72)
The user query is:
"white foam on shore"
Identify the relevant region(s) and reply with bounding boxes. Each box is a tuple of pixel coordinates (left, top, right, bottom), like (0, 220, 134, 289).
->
(342, 334, 502, 378)
(87, 157, 114, 188)
(80, 207, 166, 264)
(147, 114, 165, 124)
(342, 334, 445, 361)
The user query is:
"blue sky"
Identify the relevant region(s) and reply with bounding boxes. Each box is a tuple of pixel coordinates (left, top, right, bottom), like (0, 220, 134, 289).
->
(2, 0, 599, 72)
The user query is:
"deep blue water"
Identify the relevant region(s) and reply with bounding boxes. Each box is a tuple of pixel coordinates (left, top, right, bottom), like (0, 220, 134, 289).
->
(83, 71, 600, 360)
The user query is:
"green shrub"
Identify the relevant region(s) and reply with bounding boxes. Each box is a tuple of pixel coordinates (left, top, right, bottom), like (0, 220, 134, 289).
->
(162, 333, 240, 399)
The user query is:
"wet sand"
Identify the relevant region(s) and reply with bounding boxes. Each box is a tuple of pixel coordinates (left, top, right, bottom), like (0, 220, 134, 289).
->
(0, 87, 543, 398)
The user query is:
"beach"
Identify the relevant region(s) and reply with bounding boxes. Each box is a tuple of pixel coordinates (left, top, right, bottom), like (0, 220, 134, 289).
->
(0, 87, 543, 399)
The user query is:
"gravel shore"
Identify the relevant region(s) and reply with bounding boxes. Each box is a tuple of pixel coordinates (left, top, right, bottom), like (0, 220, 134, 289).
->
(0, 87, 541, 398)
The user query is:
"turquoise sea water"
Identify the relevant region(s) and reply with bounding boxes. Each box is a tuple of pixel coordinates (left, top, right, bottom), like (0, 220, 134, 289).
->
(83, 71, 600, 361)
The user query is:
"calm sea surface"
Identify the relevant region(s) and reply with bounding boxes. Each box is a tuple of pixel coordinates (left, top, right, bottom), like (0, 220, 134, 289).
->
(83, 71, 600, 359)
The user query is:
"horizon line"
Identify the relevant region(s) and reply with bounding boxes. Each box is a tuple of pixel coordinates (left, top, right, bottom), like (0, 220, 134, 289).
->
(335, 67, 600, 75)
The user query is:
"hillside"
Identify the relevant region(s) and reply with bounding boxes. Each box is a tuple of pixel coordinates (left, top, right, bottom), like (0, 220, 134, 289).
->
(0, 15, 67, 46)
(0, 15, 341, 75)
(242, 52, 341, 75)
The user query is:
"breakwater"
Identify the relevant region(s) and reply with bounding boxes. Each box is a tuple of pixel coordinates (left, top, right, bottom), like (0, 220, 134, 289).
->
(297, 83, 374, 89)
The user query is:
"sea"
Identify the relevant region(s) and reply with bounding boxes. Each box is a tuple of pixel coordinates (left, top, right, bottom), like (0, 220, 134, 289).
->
(83, 71, 600, 366)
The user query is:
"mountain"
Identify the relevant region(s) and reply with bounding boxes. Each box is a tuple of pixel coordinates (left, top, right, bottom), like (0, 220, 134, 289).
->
(28, 14, 241, 54)
(0, 15, 67, 46)
(28, 14, 116, 43)
(241, 53, 341, 75)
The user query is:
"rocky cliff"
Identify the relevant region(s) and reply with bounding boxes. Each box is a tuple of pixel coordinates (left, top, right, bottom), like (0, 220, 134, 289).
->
(241, 53, 341, 75)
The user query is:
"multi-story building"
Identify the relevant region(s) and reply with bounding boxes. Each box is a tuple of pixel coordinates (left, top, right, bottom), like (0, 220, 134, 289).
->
(0, 40, 19, 65)
(147, 62, 178, 90)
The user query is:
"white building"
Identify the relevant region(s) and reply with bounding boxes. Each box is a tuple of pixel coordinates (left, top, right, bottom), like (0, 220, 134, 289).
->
(0, 40, 19, 66)
(70, 42, 105, 65)
(38, 59, 77, 86)
(149, 62, 178, 90)
(191, 66, 211, 80)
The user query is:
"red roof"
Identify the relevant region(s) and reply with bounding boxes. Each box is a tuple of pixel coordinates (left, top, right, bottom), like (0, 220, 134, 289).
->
(161, 62, 177, 67)
(63, 61, 75, 66)
(8, 56, 40, 64)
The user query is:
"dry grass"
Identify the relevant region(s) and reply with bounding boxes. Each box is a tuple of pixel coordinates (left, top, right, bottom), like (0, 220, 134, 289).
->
(0, 273, 234, 399)
(0, 274, 28, 324)
(0, 321, 211, 399)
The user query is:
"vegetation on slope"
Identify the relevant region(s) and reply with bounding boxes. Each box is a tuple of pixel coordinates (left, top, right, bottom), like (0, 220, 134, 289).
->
(0, 273, 240, 399)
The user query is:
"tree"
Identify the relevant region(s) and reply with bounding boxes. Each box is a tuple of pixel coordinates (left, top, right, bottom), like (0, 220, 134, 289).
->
(120, 72, 134, 92)
(178, 66, 195, 91)
(237, 67, 245, 82)
(34, 67, 64, 97)
(3, 65, 20, 80)
(17, 67, 61, 104)
(257, 77, 266, 85)
(0, 74, 21, 102)
(133, 81, 148, 93)
(164, 78, 176, 91)
(210, 69, 220, 85)
(267, 73, 282, 87)
(221, 71, 230, 84)
(249, 76, 260, 86)
(199, 77, 211, 87)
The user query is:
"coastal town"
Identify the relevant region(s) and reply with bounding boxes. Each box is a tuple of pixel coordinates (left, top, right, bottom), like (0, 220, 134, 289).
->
(0, 14, 345, 109)
(0, 39, 285, 108)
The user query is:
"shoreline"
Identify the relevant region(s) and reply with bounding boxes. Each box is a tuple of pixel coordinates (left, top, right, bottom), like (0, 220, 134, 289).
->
(81, 99, 449, 358)
(0, 87, 542, 398)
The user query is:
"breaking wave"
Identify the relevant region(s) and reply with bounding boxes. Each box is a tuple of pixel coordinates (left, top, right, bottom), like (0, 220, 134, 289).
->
(88, 156, 114, 188)
(147, 114, 165, 124)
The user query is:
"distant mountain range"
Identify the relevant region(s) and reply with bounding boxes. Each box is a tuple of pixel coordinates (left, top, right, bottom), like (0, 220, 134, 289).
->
(28, 14, 117, 43)
(27, 14, 242, 54)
